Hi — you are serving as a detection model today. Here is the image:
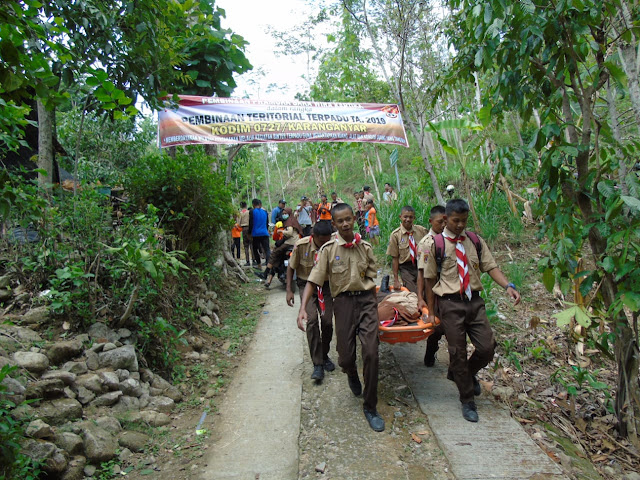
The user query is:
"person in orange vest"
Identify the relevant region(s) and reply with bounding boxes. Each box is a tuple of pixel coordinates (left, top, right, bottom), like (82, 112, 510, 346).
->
(365, 199, 380, 245)
(231, 222, 242, 260)
(317, 194, 332, 221)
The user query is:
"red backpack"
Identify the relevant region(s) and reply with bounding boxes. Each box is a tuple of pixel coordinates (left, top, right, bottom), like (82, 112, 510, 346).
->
(433, 231, 482, 273)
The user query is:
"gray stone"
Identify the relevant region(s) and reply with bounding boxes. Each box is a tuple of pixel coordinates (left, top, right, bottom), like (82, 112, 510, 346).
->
(0, 289, 13, 301)
(139, 410, 171, 427)
(151, 375, 172, 390)
(163, 386, 182, 402)
(85, 351, 100, 371)
(76, 386, 95, 405)
(95, 416, 122, 434)
(54, 432, 84, 455)
(88, 343, 105, 354)
(140, 368, 154, 383)
(118, 431, 150, 452)
(76, 374, 103, 394)
(119, 378, 143, 397)
(84, 464, 96, 476)
(63, 386, 76, 399)
(75, 334, 90, 344)
(21, 306, 50, 324)
(115, 369, 130, 381)
(118, 448, 133, 462)
(13, 351, 49, 372)
(0, 356, 15, 369)
(87, 322, 110, 340)
(0, 375, 26, 404)
(0, 273, 13, 288)
(0, 324, 42, 344)
(46, 340, 83, 365)
(138, 393, 150, 409)
(145, 395, 174, 413)
(149, 387, 163, 396)
(492, 386, 516, 400)
(315, 462, 327, 473)
(623, 473, 640, 480)
(41, 370, 76, 386)
(26, 419, 54, 439)
(98, 345, 138, 372)
(44, 448, 68, 473)
(25, 378, 65, 400)
(130, 371, 140, 380)
(102, 342, 117, 352)
(117, 328, 132, 339)
(22, 438, 56, 463)
(89, 391, 122, 407)
(82, 423, 117, 463)
(62, 361, 87, 375)
(10, 403, 34, 420)
(113, 395, 140, 412)
(60, 455, 86, 480)
(99, 371, 120, 391)
(37, 398, 83, 425)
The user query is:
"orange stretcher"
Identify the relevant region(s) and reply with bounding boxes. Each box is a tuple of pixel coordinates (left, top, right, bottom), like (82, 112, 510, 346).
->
(377, 286, 441, 345)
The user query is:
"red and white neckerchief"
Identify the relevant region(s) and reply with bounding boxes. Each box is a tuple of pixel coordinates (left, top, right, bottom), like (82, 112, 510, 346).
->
(444, 232, 472, 300)
(310, 235, 326, 314)
(343, 233, 361, 248)
(380, 307, 399, 328)
(407, 231, 417, 265)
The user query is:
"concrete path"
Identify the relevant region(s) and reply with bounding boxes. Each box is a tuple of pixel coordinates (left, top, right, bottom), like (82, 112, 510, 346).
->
(393, 341, 567, 480)
(200, 289, 304, 480)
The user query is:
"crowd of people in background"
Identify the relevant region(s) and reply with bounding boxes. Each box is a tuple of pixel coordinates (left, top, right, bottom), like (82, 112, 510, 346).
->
(230, 182, 401, 265)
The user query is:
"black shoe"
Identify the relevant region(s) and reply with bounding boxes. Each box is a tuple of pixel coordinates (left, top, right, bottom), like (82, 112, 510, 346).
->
(264, 282, 270, 289)
(253, 260, 260, 265)
(363, 408, 385, 432)
(380, 275, 390, 293)
(253, 270, 267, 280)
(311, 365, 324, 381)
(347, 374, 362, 396)
(424, 350, 436, 367)
(462, 401, 478, 422)
(323, 356, 335, 372)
(473, 376, 481, 396)
(244, 261, 250, 266)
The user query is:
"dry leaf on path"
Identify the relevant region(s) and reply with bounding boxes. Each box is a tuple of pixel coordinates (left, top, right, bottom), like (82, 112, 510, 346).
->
(411, 433, 423, 444)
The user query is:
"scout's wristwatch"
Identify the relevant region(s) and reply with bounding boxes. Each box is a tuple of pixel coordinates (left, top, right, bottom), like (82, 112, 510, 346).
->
(505, 282, 516, 291)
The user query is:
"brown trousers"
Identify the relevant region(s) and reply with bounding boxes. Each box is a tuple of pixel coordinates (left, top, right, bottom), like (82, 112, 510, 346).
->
(437, 294, 496, 404)
(333, 291, 379, 411)
(398, 261, 418, 293)
(298, 279, 334, 366)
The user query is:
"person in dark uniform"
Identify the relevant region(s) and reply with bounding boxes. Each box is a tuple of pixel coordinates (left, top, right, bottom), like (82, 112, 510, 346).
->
(386, 205, 429, 293)
(286, 221, 335, 381)
(297, 203, 384, 432)
(424, 199, 520, 422)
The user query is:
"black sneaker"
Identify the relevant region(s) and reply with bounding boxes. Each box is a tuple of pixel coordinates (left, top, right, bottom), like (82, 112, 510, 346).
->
(323, 356, 336, 372)
(462, 401, 478, 422)
(347, 374, 362, 396)
(311, 365, 324, 381)
(244, 261, 250, 266)
(363, 408, 385, 432)
(424, 350, 436, 367)
(473, 376, 481, 396)
(380, 275, 390, 293)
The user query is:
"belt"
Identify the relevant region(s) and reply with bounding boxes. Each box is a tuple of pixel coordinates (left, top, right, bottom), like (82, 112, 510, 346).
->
(439, 291, 481, 302)
(338, 290, 370, 297)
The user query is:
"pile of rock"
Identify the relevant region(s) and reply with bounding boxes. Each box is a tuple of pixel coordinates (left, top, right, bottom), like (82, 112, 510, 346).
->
(0, 320, 183, 478)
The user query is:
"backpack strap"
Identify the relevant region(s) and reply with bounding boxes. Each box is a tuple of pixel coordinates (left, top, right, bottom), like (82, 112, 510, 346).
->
(465, 231, 483, 263)
(434, 233, 445, 273)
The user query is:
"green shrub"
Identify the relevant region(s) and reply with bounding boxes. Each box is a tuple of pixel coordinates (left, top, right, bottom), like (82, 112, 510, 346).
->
(125, 151, 234, 253)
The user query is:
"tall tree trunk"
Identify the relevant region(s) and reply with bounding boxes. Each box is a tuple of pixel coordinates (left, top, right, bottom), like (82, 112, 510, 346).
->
(616, 1, 640, 129)
(225, 145, 243, 187)
(263, 147, 272, 210)
(607, 80, 630, 195)
(205, 144, 220, 172)
(37, 99, 54, 190)
(511, 112, 524, 146)
(374, 144, 383, 173)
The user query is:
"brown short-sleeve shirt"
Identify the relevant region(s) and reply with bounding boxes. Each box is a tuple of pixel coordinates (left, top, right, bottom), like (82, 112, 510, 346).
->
(289, 236, 319, 281)
(423, 227, 499, 296)
(307, 233, 377, 296)
(239, 209, 250, 227)
(416, 228, 437, 271)
(386, 224, 428, 264)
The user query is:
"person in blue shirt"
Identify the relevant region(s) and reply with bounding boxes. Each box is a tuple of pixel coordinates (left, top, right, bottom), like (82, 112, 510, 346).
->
(250, 199, 270, 266)
(271, 199, 286, 224)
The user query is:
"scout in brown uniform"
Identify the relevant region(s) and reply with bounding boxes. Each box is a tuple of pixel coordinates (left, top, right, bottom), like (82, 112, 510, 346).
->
(238, 201, 253, 266)
(424, 199, 520, 422)
(297, 203, 385, 432)
(386, 205, 429, 293)
(286, 221, 335, 381)
(416, 205, 446, 366)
